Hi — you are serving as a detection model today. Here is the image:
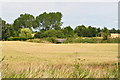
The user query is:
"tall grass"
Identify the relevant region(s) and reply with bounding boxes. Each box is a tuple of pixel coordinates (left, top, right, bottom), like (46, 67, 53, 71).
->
(2, 61, 118, 78)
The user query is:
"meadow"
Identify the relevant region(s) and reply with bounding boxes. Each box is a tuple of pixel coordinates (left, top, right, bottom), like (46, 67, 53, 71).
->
(1, 41, 118, 78)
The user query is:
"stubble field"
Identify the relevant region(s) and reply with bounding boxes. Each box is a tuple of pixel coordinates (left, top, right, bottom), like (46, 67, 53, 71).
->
(1, 41, 118, 78)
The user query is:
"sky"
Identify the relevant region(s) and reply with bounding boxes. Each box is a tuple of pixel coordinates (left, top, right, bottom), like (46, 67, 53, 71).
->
(0, 0, 119, 29)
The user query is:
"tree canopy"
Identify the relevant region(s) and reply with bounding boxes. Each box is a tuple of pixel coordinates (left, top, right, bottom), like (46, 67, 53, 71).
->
(1, 12, 119, 41)
(35, 12, 62, 31)
(13, 13, 36, 30)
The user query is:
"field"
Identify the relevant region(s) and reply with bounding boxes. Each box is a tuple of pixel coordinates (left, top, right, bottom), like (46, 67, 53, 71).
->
(1, 41, 118, 78)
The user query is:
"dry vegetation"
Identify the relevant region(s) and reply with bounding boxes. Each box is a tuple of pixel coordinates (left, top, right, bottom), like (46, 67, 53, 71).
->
(1, 41, 118, 78)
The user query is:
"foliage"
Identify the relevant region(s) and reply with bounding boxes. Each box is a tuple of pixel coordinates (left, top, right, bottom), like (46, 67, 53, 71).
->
(1, 12, 120, 41)
(13, 13, 36, 30)
(1, 19, 17, 40)
(19, 28, 32, 38)
(27, 37, 57, 43)
(101, 27, 111, 40)
(74, 25, 86, 37)
(45, 37, 57, 43)
(63, 37, 120, 43)
(7, 37, 30, 41)
(74, 25, 98, 37)
(62, 26, 74, 37)
(64, 37, 96, 43)
(35, 12, 62, 31)
(27, 39, 49, 43)
(34, 29, 65, 38)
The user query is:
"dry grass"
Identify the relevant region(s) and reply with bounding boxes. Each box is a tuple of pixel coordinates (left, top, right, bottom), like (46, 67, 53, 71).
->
(0, 41, 118, 78)
(111, 33, 120, 38)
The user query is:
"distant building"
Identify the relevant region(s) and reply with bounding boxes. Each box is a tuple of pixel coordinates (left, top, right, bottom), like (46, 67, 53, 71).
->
(55, 39, 66, 43)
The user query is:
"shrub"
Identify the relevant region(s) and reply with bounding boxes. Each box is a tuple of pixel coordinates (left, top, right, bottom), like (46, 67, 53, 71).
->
(105, 37, 120, 43)
(19, 28, 32, 38)
(27, 37, 57, 43)
(34, 30, 65, 38)
(64, 37, 96, 43)
(45, 37, 57, 43)
(27, 39, 48, 43)
(7, 37, 28, 41)
(34, 32, 46, 38)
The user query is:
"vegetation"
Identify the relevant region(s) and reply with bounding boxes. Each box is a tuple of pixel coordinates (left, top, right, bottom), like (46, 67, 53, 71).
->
(0, 12, 120, 42)
(19, 28, 32, 38)
(1, 41, 118, 78)
(0, 11, 119, 78)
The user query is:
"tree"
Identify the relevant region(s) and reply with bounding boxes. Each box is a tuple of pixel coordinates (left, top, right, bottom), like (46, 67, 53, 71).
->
(97, 27, 101, 33)
(19, 28, 32, 38)
(89, 26, 97, 37)
(13, 13, 36, 31)
(97, 27, 101, 37)
(110, 28, 117, 33)
(1, 18, 16, 40)
(35, 12, 62, 31)
(62, 26, 74, 37)
(34, 29, 64, 38)
(74, 25, 86, 37)
(101, 27, 111, 40)
(44, 29, 64, 38)
(117, 29, 120, 33)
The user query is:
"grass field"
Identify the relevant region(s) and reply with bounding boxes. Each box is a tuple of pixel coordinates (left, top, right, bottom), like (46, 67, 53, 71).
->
(1, 41, 118, 78)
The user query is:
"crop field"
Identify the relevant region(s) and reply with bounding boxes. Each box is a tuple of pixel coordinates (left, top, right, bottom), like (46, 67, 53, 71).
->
(1, 41, 118, 78)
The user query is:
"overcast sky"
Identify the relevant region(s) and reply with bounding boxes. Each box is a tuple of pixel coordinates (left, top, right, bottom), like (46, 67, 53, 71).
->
(0, 1, 119, 29)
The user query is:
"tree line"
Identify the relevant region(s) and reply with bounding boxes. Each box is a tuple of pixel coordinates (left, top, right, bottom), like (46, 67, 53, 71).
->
(0, 12, 120, 41)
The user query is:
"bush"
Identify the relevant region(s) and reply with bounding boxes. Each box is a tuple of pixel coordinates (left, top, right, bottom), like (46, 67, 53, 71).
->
(103, 37, 120, 43)
(26, 37, 57, 43)
(7, 37, 28, 41)
(27, 39, 49, 43)
(19, 28, 32, 38)
(64, 37, 96, 43)
(34, 30, 65, 38)
(34, 32, 46, 38)
(80, 38, 96, 43)
(45, 37, 57, 43)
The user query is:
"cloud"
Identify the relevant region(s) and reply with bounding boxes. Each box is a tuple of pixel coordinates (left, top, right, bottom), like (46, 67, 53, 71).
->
(113, 20, 118, 23)
(0, 2, 118, 29)
(0, 0, 119, 2)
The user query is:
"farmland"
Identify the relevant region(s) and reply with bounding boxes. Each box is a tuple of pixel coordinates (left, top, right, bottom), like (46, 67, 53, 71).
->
(1, 41, 118, 78)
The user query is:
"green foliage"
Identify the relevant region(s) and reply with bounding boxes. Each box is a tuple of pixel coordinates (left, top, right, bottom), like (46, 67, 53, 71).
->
(101, 27, 111, 40)
(34, 32, 45, 38)
(62, 26, 74, 37)
(35, 12, 62, 31)
(27, 37, 57, 43)
(27, 39, 49, 43)
(34, 29, 65, 38)
(110, 28, 117, 33)
(63, 37, 120, 43)
(1, 12, 120, 42)
(74, 25, 97, 37)
(19, 28, 32, 38)
(100, 37, 120, 43)
(7, 37, 29, 41)
(45, 37, 57, 43)
(74, 25, 86, 37)
(44, 29, 59, 37)
(1, 19, 17, 40)
(13, 13, 36, 30)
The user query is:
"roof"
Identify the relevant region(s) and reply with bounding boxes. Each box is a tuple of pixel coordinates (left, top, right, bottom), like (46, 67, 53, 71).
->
(55, 39, 66, 42)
